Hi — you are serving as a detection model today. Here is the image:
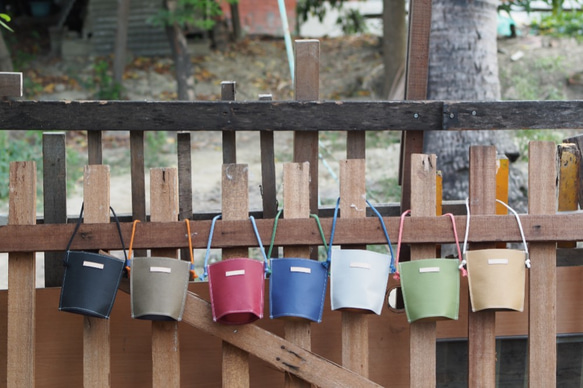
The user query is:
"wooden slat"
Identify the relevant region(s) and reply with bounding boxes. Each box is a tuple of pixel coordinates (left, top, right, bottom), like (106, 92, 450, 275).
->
(130, 131, 147, 257)
(563, 134, 583, 209)
(339, 159, 369, 377)
(283, 162, 311, 388)
(409, 154, 437, 388)
(150, 168, 180, 388)
(7, 161, 36, 388)
(222, 81, 237, 164)
(0, 72, 22, 96)
(2, 100, 583, 132)
(82, 165, 111, 388)
(259, 94, 278, 221)
(87, 131, 102, 165)
(557, 143, 579, 248)
(4, 212, 583, 253)
(42, 132, 67, 287)
(221, 163, 250, 387)
(177, 132, 193, 262)
(467, 146, 497, 388)
(294, 40, 320, 220)
(528, 141, 557, 388)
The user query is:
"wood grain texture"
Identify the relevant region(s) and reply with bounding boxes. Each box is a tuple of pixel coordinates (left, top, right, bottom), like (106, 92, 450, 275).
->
(42, 133, 67, 287)
(177, 132, 193, 261)
(259, 94, 278, 221)
(528, 141, 557, 388)
(82, 165, 111, 388)
(222, 81, 237, 164)
(557, 143, 579, 248)
(221, 163, 250, 387)
(339, 159, 369, 377)
(409, 154, 437, 388)
(0, 72, 22, 96)
(7, 162, 36, 388)
(467, 146, 497, 388)
(130, 131, 147, 257)
(283, 162, 312, 388)
(150, 167, 181, 388)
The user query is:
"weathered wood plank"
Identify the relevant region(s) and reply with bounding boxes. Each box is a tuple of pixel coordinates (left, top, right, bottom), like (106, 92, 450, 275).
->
(339, 159, 369, 377)
(222, 81, 237, 164)
(42, 132, 67, 287)
(7, 161, 36, 388)
(528, 141, 557, 388)
(82, 165, 111, 388)
(2, 212, 583, 253)
(180, 291, 382, 388)
(467, 146, 497, 388)
(294, 40, 320, 222)
(409, 154, 437, 388)
(150, 168, 181, 388)
(283, 162, 311, 388)
(259, 94, 278, 222)
(0, 72, 22, 96)
(130, 131, 147, 258)
(221, 163, 250, 387)
(87, 131, 102, 165)
(177, 132, 193, 262)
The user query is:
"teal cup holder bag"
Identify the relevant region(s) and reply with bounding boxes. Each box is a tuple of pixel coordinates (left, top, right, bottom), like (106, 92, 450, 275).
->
(327, 197, 396, 315)
(396, 210, 466, 323)
(203, 215, 269, 325)
(127, 219, 195, 321)
(59, 203, 127, 319)
(268, 210, 329, 322)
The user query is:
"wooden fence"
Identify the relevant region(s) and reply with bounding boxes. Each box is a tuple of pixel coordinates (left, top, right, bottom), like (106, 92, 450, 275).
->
(1, 40, 583, 387)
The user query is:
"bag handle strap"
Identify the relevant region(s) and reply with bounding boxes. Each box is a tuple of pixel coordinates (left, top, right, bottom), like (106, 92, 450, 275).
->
(126, 219, 141, 275)
(65, 202, 128, 263)
(325, 197, 341, 269)
(184, 219, 198, 279)
(267, 209, 329, 260)
(202, 215, 270, 280)
(249, 215, 270, 276)
(462, 198, 530, 268)
(394, 210, 466, 280)
(366, 199, 396, 273)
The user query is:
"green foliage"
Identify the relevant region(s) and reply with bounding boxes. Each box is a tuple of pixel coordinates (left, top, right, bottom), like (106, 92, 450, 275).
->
(149, 0, 237, 30)
(0, 131, 41, 199)
(0, 13, 13, 32)
(93, 59, 123, 100)
(530, 11, 583, 40)
(498, 55, 566, 100)
(297, 0, 368, 34)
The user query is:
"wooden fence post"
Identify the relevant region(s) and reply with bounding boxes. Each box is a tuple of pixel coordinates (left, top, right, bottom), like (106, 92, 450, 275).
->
(283, 161, 311, 388)
(259, 94, 278, 222)
(43, 132, 67, 287)
(83, 165, 111, 388)
(339, 159, 369, 377)
(178, 131, 193, 262)
(557, 143, 579, 248)
(7, 161, 36, 388)
(467, 146, 497, 388)
(409, 153, 436, 388)
(130, 131, 147, 257)
(150, 167, 181, 388)
(294, 40, 319, 221)
(222, 81, 237, 164)
(528, 141, 557, 387)
(222, 163, 250, 387)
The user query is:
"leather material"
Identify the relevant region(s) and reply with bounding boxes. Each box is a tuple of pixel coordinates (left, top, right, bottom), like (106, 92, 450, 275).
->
(466, 249, 526, 312)
(130, 257, 190, 321)
(269, 258, 328, 322)
(208, 258, 265, 325)
(59, 251, 125, 319)
(399, 258, 460, 323)
(330, 249, 392, 315)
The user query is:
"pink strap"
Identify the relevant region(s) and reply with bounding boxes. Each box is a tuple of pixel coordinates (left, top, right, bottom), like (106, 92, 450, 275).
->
(394, 210, 467, 280)
(443, 213, 467, 277)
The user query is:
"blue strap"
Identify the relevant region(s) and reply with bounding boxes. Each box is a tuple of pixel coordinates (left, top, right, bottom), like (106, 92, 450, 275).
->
(366, 199, 396, 273)
(202, 214, 221, 280)
(249, 215, 270, 275)
(324, 197, 341, 269)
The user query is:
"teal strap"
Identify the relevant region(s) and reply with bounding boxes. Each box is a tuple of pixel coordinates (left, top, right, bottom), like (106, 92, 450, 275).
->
(366, 199, 396, 273)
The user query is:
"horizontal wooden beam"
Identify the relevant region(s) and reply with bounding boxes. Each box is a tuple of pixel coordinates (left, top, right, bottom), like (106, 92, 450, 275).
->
(0, 213, 580, 253)
(181, 291, 382, 388)
(1, 100, 583, 131)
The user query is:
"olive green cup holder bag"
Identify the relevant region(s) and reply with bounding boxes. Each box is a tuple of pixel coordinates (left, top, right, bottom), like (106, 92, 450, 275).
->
(127, 219, 196, 321)
(462, 199, 530, 313)
(395, 210, 466, 323)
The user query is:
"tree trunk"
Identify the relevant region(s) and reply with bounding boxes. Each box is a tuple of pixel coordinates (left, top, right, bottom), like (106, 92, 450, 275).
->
(382, 0, 407, 99)
(0, 31, 13, 72)
(113, 0, 131, 85)
(230, 2, 242, 41)
(165, 0, 195, 101)
(424, 0, 523, 206)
